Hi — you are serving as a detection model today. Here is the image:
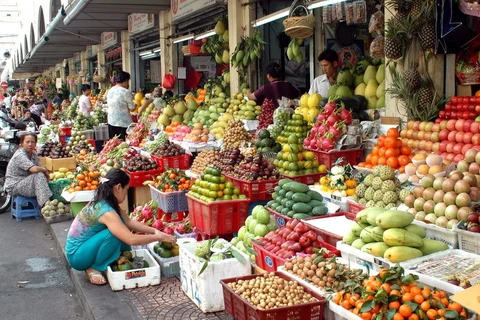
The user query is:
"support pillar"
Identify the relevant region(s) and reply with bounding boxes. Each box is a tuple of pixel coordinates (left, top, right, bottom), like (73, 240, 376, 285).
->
(159, 10, 174, 87)
(121, 30, 132, 88)
(97, 49, 106, 90)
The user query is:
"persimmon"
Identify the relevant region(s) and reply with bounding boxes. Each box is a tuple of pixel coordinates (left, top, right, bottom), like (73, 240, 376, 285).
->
(377, 136, 386, 147)
(371, 155, 379, 166)
(385, 148, 397, 158)
(401, 146, 412, 155)
(372, 146, 380, 155)
(378, 157, 387, 165)
(74, 186, 82, 191)
(358, 162, 366, 167)
(396, 139, 403, 148)
(365, 154, 373, 164)
(379, 147, 387, 157)
(398, 155, 410, 167)
(365, 164, 373, 169)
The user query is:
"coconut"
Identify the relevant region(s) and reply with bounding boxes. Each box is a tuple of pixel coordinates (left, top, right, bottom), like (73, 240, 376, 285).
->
(426, 154, 443, 167)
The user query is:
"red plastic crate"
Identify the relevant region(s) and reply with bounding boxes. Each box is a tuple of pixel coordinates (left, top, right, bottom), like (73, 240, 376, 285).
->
(280, 172, 325, 185)
(124, 169, 162, 188)
(221, 272, 327, 320)
(304, 148, 364, 169)
(60, 127, 72, 136)
(156, 208, 188, 222)
(224, 174, 280, 201)
(252, 240, 340, 272)
(186, 194, 250, 236)
(348, 200, 366, 215)
(150, 154, 191, 171)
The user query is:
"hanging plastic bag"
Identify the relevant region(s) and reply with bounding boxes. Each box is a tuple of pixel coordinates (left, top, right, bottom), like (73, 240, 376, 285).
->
(162, 74, 176, 89)
(370, 36, 385, 58)
(322, 5, 332, 24)
(346, 3, 354, 25)
(354, 0, 367, 24)
(335, 2, 346, 21)
(368, 11, 384, 36)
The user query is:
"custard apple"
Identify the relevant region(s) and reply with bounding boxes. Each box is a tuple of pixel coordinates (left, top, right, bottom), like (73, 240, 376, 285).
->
(359, 198, 368, 206)
(379, 165, 395, 181)
(372, 176, 383, 190)
(366, 200, 376, 207)
(355, 183, 367, 198)
(364, 175, 374, 187)
(383, 190, 398, 204)
(385, 203, 396, 210)
(375, 201, 385, 208)
(364, 187, 374, 201)
(381, 180, 396, 193)
(373, 190, 384, 202)
(399, 189, 411, 202)
(194, 242, 210, 258)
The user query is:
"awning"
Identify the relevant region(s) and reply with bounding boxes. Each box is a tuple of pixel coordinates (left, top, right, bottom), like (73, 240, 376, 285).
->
(13, 0, 170, 74)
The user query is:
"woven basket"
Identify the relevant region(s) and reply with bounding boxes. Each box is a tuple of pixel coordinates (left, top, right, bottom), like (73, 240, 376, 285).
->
(93, 75, 104, 83)
(283, 0, 315, 39)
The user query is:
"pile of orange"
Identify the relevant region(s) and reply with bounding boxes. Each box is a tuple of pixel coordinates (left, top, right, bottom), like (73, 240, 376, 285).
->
(68, 169, 101, 192)
(332, 267, 469, 320)
(357, 128, 413, 172)
(185, 88, 206, 105)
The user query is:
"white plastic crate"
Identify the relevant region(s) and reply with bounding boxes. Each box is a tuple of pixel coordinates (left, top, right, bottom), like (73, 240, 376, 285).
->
(106, 249, 160, 291)
(94, 125, 109, 141)
(455, 226, 480, 254)
(179, 238, 251, 313)
(401, 249, 480, 294)
(76, 129, 95, 140)
(329, 300, 363, 320)
(412, 220, 458, 248)
(337, 241, 402, 273)
(147, 242, 180, 277)
(309, 186, 350, 212)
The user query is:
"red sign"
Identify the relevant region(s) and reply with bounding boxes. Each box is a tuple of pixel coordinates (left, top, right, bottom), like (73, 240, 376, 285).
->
(1, 82, 7, 90)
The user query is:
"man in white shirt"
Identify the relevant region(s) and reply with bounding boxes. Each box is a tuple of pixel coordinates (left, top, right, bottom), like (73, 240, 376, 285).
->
(79, 84, 92, 116)
(308, 49, 339, 98)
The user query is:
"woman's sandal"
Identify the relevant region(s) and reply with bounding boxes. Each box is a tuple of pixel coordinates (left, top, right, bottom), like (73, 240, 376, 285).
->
(85, 269, 107, 286)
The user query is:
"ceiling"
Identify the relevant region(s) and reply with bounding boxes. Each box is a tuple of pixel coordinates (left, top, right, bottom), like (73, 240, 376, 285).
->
(0, 1, 22, 74)
(13, 0, 170, 74)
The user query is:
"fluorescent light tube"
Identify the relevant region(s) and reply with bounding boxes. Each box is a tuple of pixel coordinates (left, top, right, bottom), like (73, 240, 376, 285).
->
(195, 30, 216, 40)
(140, 50, 153, 56)
(141, 53, 157, 59)
(307, 0, 347, 10)
(153, 48, 161, 53)
(172, 34, 194, 44)
(252, 8, 289, 27)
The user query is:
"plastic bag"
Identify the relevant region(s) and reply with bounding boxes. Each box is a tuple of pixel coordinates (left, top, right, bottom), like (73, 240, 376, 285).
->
(335, 2, 346, 21)
(322, 5, 332, 24)
(370, 36, 385, 58)
(346, 3, 355, 25)
(273, 99, 294, 125)
(162, 74, 176, 89)
(354, 0, 367, 24)
(368, 11, 384, 35)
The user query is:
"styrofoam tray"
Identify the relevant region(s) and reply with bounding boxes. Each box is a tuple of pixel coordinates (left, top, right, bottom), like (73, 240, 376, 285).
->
(411, 220, 458, 248)
(147, 242, 180, 277)
(309, 186, 350, 212)
(106, 249, 160, 291)
(402, 249, 480, 294)
(329, 300, 363, 320)
(304, 216, 355, 238)
(179, 238, 251, 313)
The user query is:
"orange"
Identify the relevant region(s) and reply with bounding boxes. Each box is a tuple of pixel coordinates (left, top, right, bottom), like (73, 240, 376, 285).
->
(340, 300, 351, 310)
(360, 312, 372, 320)
(448, 302, 463, 313)
(396, 139, 403, 148)
(372, 146, 380, 155)
(413, 294, 425, 304)
(365, 164, 373, 169)
(79, 181, 87, 187)
(398, 155, 410, 167)
(387, 128, 399, 139)
(379, 147, 387, 157)
(399, 304, 413, 317)
(402, 292, 414, 303)
(387, 157, 399, 169)
(74, 186, 82, 191)
(384, 137, 396, 148)
(377, 136, 385, 147)
(401, 146, 412, 155)
(410, 286, 422, 295)
(371, 155, 379, 166)
(385, 148, 396, 158)
(393, 313, 404, 320)
(76, 174, 85, 180)
(365, 154, 373, 164)
(381, 283, 392, 294)
(421, 288, 432, 299)
(358, 162, 366, 167)
(378, 157, 387, 165)
(388, 301, 400, 310)
(426, 309, 438, 320)
(390, 289, 402, 297)
(408, 314, 419, 320)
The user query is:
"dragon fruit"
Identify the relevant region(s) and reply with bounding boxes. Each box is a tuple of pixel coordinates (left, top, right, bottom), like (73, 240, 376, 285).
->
(152, 219, 165, 230)
(163, 227, 174, 235)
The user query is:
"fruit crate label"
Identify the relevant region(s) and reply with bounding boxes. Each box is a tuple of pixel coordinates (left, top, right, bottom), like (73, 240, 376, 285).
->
(125, 269, 146, 280)
(373, 257, 391, 269)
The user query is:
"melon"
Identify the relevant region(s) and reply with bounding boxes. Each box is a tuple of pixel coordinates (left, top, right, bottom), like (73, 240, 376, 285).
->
(163, 105, 175, 117)
(354, 83, 366, 96)
(365, 79, 378, 98)
(363, 65, 377, 84)
(376, 80, 385, 98)
(174, 101, 187, 115)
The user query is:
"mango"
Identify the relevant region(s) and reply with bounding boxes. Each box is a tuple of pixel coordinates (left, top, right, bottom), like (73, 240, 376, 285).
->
(418, 239, 449, 256)
(356, 208, 373, 224)
(58, 167, 69, 174)
(351, 222, 369, 237)
(376, 210, 414, 229)
(370, 226, 385, 242)
(343, 230, 358, 245)
(360, 226, 375, 243)
(404, 224, 427, 238)
(352, 239, 366, 250)
(383, 228, 424, 248)
(361, 242, 390, 257)
(365, 208, 384, 226)
(384, 246, 423, 263)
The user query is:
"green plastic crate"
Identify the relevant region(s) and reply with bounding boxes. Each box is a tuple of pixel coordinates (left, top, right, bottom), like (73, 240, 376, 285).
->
(48, 179, 72, 203)
(71, 202, 88, 217)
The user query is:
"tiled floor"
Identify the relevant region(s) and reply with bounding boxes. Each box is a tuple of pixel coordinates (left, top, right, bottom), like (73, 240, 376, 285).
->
(126, 277, 234, 320)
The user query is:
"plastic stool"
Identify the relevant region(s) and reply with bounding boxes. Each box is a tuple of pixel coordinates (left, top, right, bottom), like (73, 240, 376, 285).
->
(11, 196, 41, 221)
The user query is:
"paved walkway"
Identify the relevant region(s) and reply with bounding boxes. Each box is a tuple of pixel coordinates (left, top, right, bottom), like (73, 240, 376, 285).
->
(50, 218, 234, 320)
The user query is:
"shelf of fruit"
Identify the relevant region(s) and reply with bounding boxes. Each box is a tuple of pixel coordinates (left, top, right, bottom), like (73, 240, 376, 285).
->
(67, 169, 101, 192)
(276, 114, 310, 144)
(148, 169, 193, 192)
(189, 166, 247, 202)
(316, 161, 358, 198)
(38, 142, 71, 158)
(330, 265, 470, 320)
(273, 135, 321, 177)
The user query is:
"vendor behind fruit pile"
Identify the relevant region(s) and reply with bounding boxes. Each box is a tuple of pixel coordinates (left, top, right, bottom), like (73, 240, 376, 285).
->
(246, 62, 301, 107)
(79, 84, 93, 116)
(65, 169, 175, 286)
(106, 71, 136, 140)
(5, 133, 52, 207)
(308, 49, 338, 98)
(138, 85, 164, 115)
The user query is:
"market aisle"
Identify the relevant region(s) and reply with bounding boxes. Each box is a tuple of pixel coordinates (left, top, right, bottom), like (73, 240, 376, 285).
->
(0, 212, 85, 320)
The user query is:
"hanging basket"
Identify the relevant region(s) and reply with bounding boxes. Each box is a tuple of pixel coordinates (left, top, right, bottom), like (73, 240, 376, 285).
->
(282, 0, 315, 39)
(93, 75, 104, 83)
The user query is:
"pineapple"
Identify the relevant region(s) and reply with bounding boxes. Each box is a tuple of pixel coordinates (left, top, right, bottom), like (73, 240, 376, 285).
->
(385, 18, 403, 60)
(418, 1, 436, 52)
(403, 63, 420, 91)
(418, 86, 434, 108)
(410, 0, 423, 19)
(386, 0, 413, 19)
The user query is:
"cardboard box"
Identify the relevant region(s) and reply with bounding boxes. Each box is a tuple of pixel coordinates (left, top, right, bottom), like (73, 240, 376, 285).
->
(132, 185, 151, 206)
(39, 157, 47, 168)
(46, 157, 76, 172)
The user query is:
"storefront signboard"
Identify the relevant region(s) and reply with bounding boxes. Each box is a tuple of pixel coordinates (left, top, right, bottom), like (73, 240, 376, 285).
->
(128, 13, 155, 35)
(101, 32, 118, 50)
(171, 0, 219, 22)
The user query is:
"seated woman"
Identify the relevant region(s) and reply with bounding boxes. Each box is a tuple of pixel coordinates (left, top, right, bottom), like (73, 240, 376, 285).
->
(5, 133, 52, 207)
(65, 169, 175, 285)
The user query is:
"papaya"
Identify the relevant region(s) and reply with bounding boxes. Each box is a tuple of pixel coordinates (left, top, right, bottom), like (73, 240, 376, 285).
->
(308, 200, 323, 208)
(352, 222, 369, 237)
(376, 210, 414, 229)
(360, 226, 375, 243)
(418, 239, 449, 256)
(292, 213, 311, 219)
(312, 206, 328, 216)
(307, 190, 323, 202)
(285, 182, 309, 193)
(404, 224, 427, 238)
(292, 203, 312, 213)
(370, 226, 385, 242)
(352, 239, 366, 250)
(343, 230, 358, 245)
(384, 246, 423, 263)
(383, 228, 424, 248)
(292, 193, 311, 203)
(357, 207, 382, 225)
(361, 242, 390, 257)
(366, 208, 385, 226)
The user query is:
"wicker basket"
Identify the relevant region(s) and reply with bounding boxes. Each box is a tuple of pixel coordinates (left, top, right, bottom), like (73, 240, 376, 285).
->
(93, 75, 104, 83)
(283, 0, 315, 39)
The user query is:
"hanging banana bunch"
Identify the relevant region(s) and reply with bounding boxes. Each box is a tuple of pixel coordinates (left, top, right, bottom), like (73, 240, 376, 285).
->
(287, 38, 304, 63)
(231, 31, 266, 85)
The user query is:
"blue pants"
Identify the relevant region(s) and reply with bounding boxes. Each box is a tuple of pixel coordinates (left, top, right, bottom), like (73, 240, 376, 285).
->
(67, 228, 131, 272)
